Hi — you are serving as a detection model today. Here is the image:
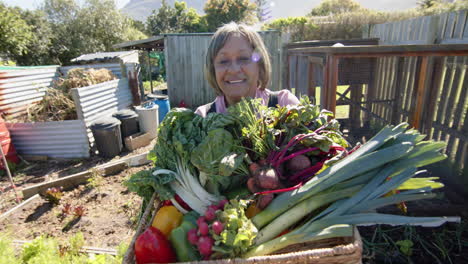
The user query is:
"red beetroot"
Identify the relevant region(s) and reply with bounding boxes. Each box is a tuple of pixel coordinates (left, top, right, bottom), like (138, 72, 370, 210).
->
(196, 216, 205, 227)
(256, 168, 280, 189)
(247, 177, 261, 193)
(212, 221, 224, 235)
(248, 162, 260, 175)
(285, 154, 311, 173)
(257, 193, 274, 209)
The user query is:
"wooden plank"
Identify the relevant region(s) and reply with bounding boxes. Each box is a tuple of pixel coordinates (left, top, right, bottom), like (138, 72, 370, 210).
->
(453, 10, 467, 39)
(410, 56, 429, 128)
(444, 12, 458, 40)
(454, 110, 468, 169)
(308, 62, 316, 100)
(349, 84, 361, 131)
(440, 56, 463, 141)
(12, 240, 118, 256)
(433, 57, 456, 141)
(392, 57, 406, 124)
(446, 58, 467, 155)
(321, 56, 330, 108)
(438, 13, 449, 42)
(21, 152, 151, 199)
(464, 11, 468, 38)
(364, 58, 377, 126)
(374, 58, 384, 119)
(423, 57, 446, 137)
(386, 58, 397, 122)
(329, 56, 339, 114)
(0, 194, 40, 222)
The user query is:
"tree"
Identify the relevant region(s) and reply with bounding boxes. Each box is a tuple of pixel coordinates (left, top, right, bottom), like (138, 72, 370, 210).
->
(309, 0, 362, 16)
(41, 0, 146, 65)
(263, 17, 317, 42)
(0, 4, 33, 58)
(203, 0, 257, 32)
(14, 9, 55, 65)
(146, 0, 207, 35)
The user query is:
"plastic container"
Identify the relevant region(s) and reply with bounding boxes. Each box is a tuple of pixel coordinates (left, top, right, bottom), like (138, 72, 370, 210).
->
(135, 104, 159, 139)
(0, 117, 19, 169)
(90, 117, 122, 158)
(112, 109, 140, 142)
(147, 94, 170, 124)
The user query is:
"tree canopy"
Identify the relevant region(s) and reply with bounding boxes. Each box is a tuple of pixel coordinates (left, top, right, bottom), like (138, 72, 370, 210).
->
(309, 0, 363, 16)
(204, 0, 257, 32)
(0, 4, 33, 59)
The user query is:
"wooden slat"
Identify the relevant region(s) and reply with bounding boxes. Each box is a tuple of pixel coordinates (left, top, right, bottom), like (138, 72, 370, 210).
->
(392, 57, 406, 124)
(374, 58, 384, 120)
(438, 13, 450, 41)
(423, 57, 446, 137)
(349, 84, 362, 131)
(453, 10, 467, 39)
(440, 57, 463, 141)
(433, 57, 456, 141)
(446, 58, 467, 155)
(410, 56, 429, 128)
(308, 62, 316, 99)
(329, 56, 339, 114)
(445, 12, 458, 39)
(454, 111, 467, 171)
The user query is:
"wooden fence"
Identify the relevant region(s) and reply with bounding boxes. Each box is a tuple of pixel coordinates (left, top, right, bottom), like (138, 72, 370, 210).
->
(364, 10, 468, 194)
(285, 43, 468, 197)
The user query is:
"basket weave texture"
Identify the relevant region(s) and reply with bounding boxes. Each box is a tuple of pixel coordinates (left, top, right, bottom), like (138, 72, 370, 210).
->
(123, 193, 363, 264)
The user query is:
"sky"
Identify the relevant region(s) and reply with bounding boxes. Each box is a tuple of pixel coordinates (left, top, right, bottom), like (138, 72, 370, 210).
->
(2, 0, 418, 13)
(2, 0, 130, 9)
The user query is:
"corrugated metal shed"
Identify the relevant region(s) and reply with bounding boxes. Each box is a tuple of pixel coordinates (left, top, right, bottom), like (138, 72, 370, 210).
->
(164, 31, 282, 109)
(0, 66, 59, 117)
(59, 63, 123, 78)
(6, 120, 89, 158)
(71, 51, 139, 64)
(70, 79, 133, 143)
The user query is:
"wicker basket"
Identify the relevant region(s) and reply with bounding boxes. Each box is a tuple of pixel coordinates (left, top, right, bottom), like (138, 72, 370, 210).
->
(123, 193, 363, 264)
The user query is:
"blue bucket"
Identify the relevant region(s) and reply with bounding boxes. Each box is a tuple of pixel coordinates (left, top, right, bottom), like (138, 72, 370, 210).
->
(147, 94, 170, 123)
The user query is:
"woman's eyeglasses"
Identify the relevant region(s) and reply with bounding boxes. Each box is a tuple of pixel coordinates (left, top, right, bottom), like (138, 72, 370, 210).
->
(215, 53, 261, 70)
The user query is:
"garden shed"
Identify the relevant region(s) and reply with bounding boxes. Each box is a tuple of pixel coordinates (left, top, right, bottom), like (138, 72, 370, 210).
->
(114, 31, 282, 109)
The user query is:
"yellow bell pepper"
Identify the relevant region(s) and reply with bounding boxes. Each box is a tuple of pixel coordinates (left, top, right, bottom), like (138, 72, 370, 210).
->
(152, 205, 183, 237)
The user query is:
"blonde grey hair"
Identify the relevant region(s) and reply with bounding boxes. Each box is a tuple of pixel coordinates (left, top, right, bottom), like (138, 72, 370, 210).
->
(205, 22, 272, 96)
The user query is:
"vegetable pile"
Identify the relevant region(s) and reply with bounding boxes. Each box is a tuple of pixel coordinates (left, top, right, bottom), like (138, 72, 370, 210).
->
(125, 97, 460, 263)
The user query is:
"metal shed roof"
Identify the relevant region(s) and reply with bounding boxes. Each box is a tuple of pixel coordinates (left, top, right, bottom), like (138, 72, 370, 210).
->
(112, 35, 165, 51)
(71, 50, 138, 63)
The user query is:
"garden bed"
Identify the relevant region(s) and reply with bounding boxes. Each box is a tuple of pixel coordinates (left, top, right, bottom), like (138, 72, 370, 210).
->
(0, 140, 155, 248)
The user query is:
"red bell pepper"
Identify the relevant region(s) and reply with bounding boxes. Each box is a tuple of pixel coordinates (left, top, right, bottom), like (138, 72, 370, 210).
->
(134, 226, 177, 264)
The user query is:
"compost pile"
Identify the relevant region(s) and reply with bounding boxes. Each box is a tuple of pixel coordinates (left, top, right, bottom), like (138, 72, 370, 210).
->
(125, 96, 459, 263)
(25, 68, 116, 122)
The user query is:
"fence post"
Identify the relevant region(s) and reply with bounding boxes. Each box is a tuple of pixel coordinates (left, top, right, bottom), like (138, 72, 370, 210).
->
(410, 56, 429, 129)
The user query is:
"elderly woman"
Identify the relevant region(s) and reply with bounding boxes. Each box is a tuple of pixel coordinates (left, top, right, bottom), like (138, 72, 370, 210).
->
(195, 22, 299, 117)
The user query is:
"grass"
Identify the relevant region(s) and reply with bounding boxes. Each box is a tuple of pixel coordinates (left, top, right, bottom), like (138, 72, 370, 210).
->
(360, 219, 468, 264)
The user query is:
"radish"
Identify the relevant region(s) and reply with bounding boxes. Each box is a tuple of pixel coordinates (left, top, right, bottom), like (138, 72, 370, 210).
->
(187, 229, 199, 245)
(204, 207, 216, 222)
(212, 221, 224, 235)
(197, 236, 214, 256)
(198, 221, 209, 236)
(248, 162, 260, 175)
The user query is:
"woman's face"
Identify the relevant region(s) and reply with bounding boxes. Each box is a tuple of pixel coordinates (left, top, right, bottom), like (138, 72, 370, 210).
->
(214, 34, 259, 106)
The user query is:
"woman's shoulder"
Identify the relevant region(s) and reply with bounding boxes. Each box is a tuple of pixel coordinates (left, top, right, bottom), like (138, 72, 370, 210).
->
(268, 89, 300, 106)
(195, 102, 214, 117)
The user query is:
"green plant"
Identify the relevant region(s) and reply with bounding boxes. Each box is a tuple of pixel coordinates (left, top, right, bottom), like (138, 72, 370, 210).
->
(0, 233, 19, 264)
(44, 187, 64, 205)
(86, 168, 104, 191)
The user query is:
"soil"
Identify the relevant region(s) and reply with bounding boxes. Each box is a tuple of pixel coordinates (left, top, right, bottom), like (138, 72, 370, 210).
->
(0, 140, 156, 248)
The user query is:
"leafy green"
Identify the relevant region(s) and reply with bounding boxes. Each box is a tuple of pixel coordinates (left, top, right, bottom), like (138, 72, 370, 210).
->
(149, 108, 204, 171)
(190, 128, 248, 195)
(212, 200, 258, 259)
(124, 168, 175, 202)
